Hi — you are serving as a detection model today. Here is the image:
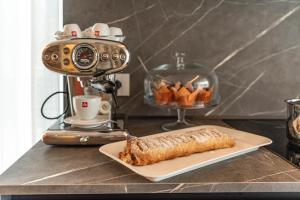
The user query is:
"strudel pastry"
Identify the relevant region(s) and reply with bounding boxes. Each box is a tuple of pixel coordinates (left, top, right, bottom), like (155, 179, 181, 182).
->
(119, 127, 235, 166)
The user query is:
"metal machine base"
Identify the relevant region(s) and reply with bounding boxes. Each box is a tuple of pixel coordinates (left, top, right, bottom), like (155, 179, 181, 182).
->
(42, 118, 128, 145)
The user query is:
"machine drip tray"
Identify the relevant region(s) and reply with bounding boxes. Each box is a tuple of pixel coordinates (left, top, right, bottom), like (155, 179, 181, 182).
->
(43, 114, 128, 145)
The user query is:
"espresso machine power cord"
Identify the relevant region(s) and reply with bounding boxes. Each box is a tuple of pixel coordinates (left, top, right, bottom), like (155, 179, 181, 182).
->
(41, 91, 69, 120)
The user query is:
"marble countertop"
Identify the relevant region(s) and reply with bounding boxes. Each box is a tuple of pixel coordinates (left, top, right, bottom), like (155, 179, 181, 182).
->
(0, 119, 300, 195)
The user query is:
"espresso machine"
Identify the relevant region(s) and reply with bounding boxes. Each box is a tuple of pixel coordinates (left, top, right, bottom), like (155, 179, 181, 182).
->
(41, 38, 130, 145)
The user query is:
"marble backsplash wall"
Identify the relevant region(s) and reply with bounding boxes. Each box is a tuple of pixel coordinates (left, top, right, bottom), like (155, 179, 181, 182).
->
(64, 0, 300, 118)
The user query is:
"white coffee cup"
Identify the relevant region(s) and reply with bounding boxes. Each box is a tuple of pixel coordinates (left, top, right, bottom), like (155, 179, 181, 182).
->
(73, 95, 101, 120)
(91, 23, 110, 38)
(109, 27, 123, 36)
(82, 26, 92, 38)
(108, 27, 125, 42)
(63, 24, 82, 38)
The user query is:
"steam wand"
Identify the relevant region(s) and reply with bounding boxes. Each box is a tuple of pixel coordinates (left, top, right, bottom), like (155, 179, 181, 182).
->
(89, 79, 122, 108)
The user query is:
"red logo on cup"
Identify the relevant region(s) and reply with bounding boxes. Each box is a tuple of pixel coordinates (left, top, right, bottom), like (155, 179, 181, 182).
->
(82, 102, 88, 108)
(95, 31, 100, 37)
(71, 31, 77, 36)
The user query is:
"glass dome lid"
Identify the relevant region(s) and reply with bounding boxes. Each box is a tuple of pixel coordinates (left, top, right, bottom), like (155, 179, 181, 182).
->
(143, 52, 220, 131)
(144, 53, 220, 109)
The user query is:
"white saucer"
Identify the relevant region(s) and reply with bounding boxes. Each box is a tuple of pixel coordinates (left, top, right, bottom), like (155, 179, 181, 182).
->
(64, 115, 109, 128)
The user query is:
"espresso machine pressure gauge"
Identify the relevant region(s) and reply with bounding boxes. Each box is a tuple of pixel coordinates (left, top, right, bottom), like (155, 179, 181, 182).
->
(72, 44, 98, 70)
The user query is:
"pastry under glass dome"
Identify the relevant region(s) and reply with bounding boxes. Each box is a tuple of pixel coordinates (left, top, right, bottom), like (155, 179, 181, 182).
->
(144, 52, 220, 131)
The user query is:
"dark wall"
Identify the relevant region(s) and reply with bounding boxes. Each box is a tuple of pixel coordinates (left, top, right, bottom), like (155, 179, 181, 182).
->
(64, 0, 300, 118)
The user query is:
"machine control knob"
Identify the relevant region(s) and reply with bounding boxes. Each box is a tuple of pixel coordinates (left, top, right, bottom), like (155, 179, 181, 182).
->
(44, 54, 50, 60)
(112, 53, 119, 60)
(51, 53, 59, 61)
(63, 59, 70, 65)
(63, 47, 70, 54)
(101, 53, 109, 61)
(120, 53, 126, 61)
(80, 136, 90, 145)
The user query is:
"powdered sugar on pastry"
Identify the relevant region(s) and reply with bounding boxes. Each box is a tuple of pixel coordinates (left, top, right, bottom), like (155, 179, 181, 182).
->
(119, 127, 235, 166)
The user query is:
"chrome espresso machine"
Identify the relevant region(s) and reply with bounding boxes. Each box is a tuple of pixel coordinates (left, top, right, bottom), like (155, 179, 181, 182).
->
(41, 38, 130, 145)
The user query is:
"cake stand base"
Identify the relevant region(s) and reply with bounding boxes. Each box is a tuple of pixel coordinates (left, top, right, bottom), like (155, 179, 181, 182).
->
(161, 120, 195, 131)
(161, 109, 195, 131)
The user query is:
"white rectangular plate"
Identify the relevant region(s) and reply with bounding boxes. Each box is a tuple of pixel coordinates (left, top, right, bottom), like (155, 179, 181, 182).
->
(99, 125, 272, 182)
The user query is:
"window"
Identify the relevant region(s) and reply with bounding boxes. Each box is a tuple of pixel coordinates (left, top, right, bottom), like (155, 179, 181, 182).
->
(0, 0, 62, 173)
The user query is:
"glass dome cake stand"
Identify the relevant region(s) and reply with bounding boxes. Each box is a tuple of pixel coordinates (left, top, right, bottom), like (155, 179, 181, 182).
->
(144, 53, 220, 131)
